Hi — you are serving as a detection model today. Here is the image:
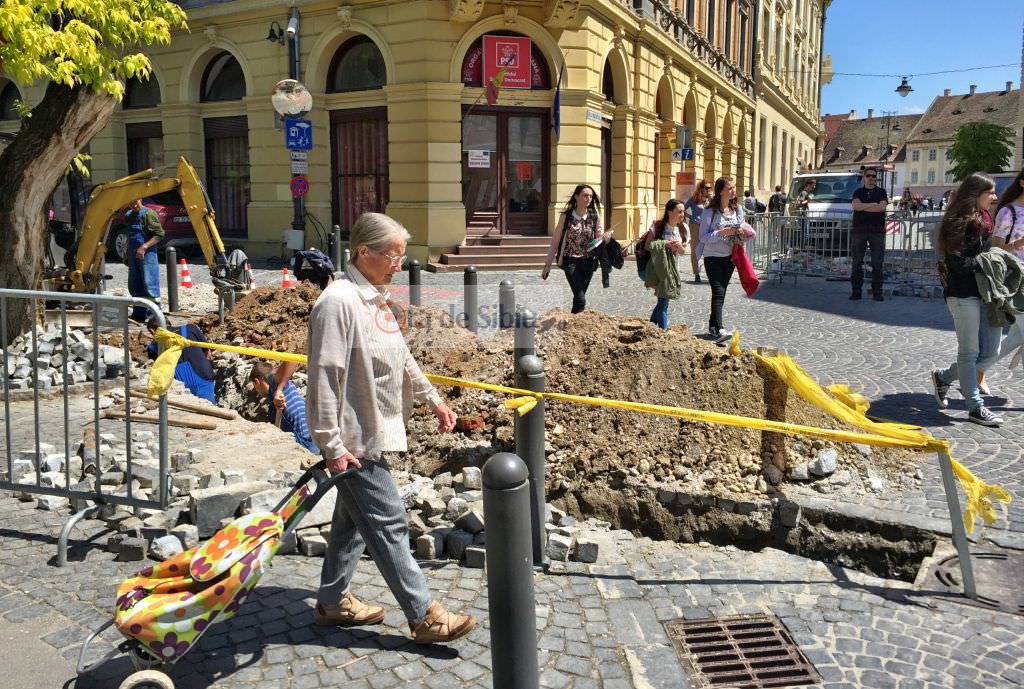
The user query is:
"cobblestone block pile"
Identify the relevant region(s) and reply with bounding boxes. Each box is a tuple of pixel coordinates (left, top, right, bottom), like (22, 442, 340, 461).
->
(3, 326, 130, 391)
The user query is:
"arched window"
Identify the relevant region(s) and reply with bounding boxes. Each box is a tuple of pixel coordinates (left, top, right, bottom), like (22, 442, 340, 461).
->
(124, 76, 161, 109)
(1, 83, 22, 121)
(327, 36, 387, 93)
(200, 52, 245, 103)
(460, 33, 550, 90)
(602, 61, 615, 103)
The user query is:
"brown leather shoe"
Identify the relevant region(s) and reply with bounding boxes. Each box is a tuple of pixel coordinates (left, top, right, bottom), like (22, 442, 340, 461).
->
(408, 601, 477, 645)
(313, 592, 385, 627)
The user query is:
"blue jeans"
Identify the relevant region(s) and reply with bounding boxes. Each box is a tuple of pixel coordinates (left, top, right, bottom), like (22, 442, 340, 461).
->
(128, 245, 160, 322)
(175, 361, 216, 403)
(977, 320, 1024, 371)
(650, 297, 670, 329)
(936, 297, 1001, 412)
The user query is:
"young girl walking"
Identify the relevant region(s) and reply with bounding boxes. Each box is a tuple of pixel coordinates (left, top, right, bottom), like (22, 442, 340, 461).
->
(930, 173, 1004, 426)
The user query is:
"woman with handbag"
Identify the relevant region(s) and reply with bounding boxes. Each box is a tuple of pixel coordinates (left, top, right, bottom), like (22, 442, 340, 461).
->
(698, 176, 756, 344)
(542, 184, 613, 313)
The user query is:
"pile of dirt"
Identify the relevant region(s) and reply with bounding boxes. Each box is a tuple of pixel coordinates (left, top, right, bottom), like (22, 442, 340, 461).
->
(398, 307, 922, 502)
(196, 283, 322, 355)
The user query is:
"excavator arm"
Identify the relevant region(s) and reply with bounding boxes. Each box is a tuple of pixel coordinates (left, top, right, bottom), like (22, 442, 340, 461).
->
(54, 156, 243, 293)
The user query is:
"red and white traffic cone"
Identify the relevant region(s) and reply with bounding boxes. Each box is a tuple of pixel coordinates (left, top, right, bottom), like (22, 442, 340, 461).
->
(247, 262, 256, 290)
(179, 258, 193, 288)
(280, 267, 293, 288)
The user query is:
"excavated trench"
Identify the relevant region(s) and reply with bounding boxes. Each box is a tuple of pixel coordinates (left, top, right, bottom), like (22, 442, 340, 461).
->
(201, 292, 938, 584)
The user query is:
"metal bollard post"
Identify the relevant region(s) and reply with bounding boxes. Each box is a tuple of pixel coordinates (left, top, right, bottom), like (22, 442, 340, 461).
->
(514, 308, 536, 366)
(463, 266, 479, 333)
(166, 247, 178, 313)
(936, 451, 978, 598)
(498, 279, 515, 329)
(515, 354, 547, 568)
(341, 248, 350, 272)
(332, 225, 342, 272)
(482, 452, 540, 689)
(408, 259, 422, 307)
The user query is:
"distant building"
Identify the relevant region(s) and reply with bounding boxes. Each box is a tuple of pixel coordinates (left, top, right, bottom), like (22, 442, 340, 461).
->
(820, 110, 854, 144)
(902, 83, 1021, 199)
(818, 110, 922, 197)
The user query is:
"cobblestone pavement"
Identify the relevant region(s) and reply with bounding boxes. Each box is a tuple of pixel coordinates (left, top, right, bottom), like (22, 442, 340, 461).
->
(0, 495, 1022, 689)
(3, 268, 1022, 688)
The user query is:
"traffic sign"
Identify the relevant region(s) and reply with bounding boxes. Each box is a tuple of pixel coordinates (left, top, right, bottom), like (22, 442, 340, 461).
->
(285, 119, 313, 150)
(290, 175, 310, 197)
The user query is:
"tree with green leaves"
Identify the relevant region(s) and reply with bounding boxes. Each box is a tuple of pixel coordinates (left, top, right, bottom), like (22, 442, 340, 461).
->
(0, 0, 187, 334)
(948, 121, 1015, 183)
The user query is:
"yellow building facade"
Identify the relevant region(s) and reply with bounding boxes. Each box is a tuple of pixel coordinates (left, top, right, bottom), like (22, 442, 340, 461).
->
(2, 0, 825, 266)
(750, 0, 825, 201)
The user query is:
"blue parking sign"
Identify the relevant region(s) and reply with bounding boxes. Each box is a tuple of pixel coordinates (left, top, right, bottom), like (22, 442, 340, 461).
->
(285, 119, 313, 150)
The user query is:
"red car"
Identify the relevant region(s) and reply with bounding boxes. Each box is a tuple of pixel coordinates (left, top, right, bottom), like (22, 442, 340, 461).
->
(106, 191, 195, 262)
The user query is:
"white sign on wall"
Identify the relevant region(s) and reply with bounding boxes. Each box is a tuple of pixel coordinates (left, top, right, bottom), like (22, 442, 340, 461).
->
(468, 150, 491, 169)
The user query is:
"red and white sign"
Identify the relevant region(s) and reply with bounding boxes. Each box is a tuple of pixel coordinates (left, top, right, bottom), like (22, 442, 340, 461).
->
(483, 35, 532, 90)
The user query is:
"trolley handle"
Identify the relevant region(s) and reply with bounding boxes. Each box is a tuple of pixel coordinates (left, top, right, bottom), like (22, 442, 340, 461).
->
(276, 459, 356, 539)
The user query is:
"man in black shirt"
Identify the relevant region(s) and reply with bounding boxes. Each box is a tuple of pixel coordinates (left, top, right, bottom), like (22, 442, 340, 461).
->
(767, 185, 787, 213)
(849, 167, 889, 301)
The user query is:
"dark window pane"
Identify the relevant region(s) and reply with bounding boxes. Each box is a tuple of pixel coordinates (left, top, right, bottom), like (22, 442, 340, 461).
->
(201, 52, 245, 102)
(0, 83, 21, 121)
(328, 37, 386, 93)
(203, 116, 250, 236)
(124, 76, 161, 109)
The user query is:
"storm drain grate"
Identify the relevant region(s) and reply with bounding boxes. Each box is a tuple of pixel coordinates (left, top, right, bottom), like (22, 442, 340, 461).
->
(665, 614, 821, 688)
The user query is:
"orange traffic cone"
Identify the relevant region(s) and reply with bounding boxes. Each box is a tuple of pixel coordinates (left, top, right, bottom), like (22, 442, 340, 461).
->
(280, 267, 293, 288)
(179, 258, 193, 288)
(247, 262, 256, 290)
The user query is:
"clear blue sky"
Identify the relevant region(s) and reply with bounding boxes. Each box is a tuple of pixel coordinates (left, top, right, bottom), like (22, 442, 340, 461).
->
(821, 3, 1023, 117)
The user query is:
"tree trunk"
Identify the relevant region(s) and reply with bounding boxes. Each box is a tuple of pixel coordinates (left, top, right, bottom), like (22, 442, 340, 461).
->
(0, 83, 116, 340)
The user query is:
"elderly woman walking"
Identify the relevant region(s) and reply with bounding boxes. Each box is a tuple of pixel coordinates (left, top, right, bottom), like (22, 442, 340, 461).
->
(306, 212, 476, 644)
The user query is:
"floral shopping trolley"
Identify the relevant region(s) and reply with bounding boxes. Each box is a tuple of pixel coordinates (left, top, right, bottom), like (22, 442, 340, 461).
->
(77, 461, 352, 689)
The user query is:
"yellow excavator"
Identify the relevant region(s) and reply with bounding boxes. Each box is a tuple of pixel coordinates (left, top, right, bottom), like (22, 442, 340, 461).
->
(47, 156, 247, 294)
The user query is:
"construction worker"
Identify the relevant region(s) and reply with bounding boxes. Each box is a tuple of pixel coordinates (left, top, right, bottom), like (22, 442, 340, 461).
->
(146, 320, 216, 404)
(249, 361, 318, 455)
(126, 198, 163, 322)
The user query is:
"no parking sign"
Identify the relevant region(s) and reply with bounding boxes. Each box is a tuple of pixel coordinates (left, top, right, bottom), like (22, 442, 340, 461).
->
(290, 175, 309, 197)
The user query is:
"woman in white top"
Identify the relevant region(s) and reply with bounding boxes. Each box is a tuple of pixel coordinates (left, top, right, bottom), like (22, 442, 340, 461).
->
(977, 168, 1024, 393)
(698, 176, 756, 344)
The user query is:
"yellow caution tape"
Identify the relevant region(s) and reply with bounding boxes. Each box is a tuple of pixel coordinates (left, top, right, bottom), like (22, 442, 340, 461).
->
(148, 328, 1011, 533)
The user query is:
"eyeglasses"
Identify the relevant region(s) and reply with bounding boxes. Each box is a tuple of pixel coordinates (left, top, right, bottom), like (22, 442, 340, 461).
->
(375, 251, 405, 267)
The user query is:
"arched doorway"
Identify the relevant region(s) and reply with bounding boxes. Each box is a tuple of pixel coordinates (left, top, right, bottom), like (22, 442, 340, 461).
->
(327, 35, 389, 234)
(200, 51, 250, 238)
(703, 104, 718, 182)
(123, 76, 164, 175)
(721, 114, 734, 178)
(460, 32, 551, 235)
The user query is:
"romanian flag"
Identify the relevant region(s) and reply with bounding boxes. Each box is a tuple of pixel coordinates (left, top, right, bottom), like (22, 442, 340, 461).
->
(485, 67, 507, 106)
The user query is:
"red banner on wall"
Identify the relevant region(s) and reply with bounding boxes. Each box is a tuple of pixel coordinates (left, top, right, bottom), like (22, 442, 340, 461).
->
(483, 35, 532, 90)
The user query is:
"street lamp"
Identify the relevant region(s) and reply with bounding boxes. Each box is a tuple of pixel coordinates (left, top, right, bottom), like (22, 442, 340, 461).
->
(878, 111, 902, 197)
(895, 77, 913, 98)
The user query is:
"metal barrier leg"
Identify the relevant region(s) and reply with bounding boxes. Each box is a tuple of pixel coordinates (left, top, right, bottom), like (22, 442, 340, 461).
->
(57, 505, 103, 567)
(936, 451, 977, 599)
(515, 354, 548, 569)
(482, 452, 540, 689)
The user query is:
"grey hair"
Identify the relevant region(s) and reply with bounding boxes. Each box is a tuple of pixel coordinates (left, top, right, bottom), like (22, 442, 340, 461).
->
(349, 212, 411, 253)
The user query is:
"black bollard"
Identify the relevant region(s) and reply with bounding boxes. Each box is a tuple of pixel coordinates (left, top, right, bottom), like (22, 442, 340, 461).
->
(482, 452, 540, 689)
(166, 247, 179, 313)
(514, 308, 536, 366)
(515, 354, 547, 568)
(332, 225, 342, 274)
(464, 266, 479, 333)
(408, 259, 422, 307)
(498, 279, 515, 329)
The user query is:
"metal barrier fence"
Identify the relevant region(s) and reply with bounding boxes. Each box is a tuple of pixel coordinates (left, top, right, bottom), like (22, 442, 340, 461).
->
(748, 212, 943, 294)
(0, 288, 169, 565)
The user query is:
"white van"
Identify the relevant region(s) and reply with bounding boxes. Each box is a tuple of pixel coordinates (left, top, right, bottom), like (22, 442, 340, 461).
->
(787, 171, 863, 216)
(785, 171, 864, 254)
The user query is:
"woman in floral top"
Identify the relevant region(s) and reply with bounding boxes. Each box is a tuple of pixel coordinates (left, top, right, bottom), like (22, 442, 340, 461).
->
(542, 184, 613, 313)
(977, 168, 1024, 394)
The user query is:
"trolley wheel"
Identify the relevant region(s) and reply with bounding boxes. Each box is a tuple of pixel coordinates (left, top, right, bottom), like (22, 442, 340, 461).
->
(117, 669, 175, 689)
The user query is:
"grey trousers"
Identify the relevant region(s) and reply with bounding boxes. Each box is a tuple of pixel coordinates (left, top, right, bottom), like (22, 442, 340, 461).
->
(317, 458, 431, 623)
